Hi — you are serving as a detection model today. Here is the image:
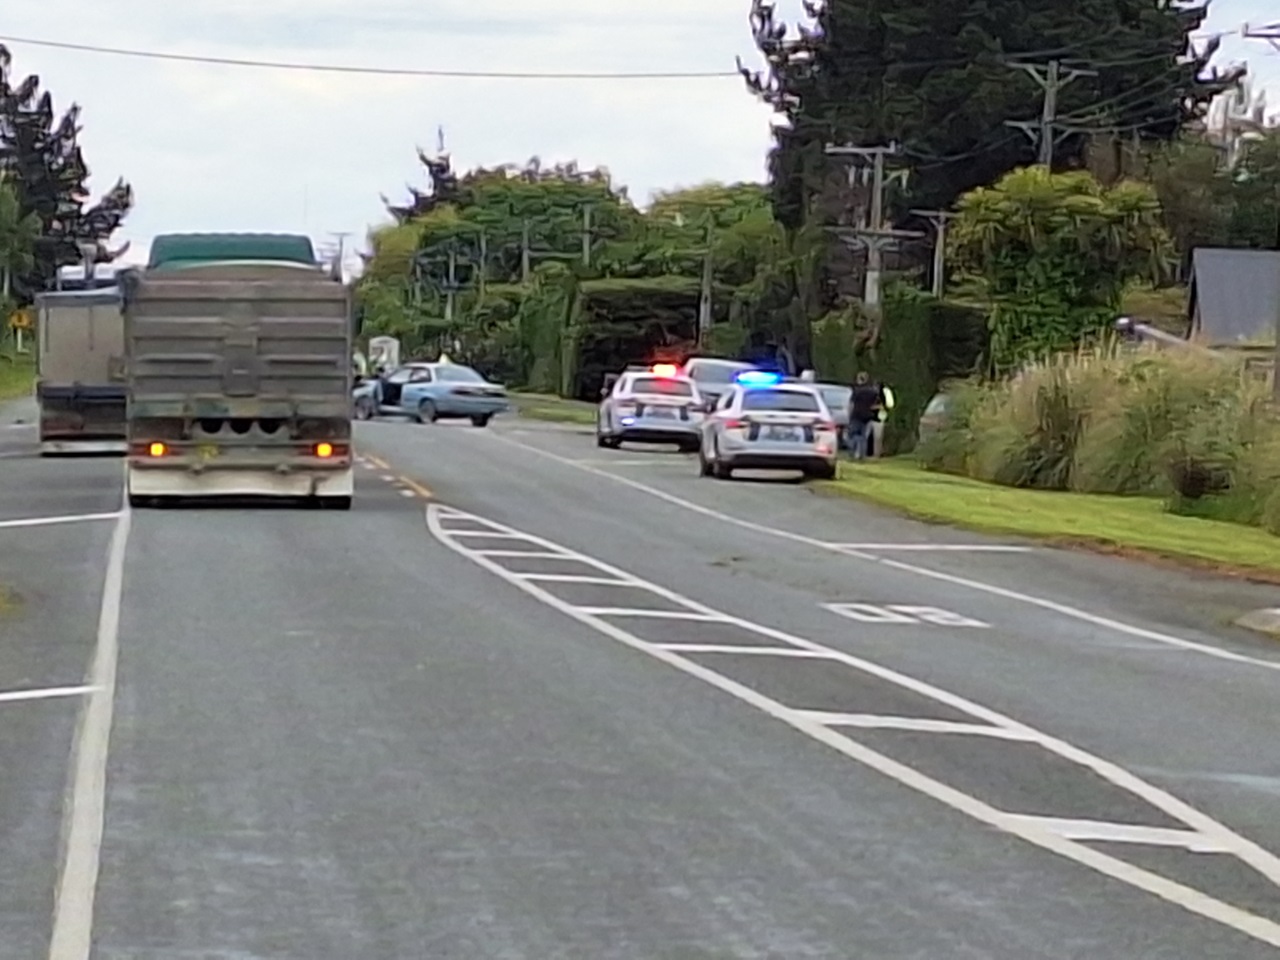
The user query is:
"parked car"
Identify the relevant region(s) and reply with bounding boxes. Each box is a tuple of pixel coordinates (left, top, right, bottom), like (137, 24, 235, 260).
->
(917, 391, 952, 443)
(353, 362, 509, 425)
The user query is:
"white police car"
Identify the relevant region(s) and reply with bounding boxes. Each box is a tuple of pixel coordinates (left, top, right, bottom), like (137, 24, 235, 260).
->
(596, 364, 706, 451)
(697, 371, 838, 480)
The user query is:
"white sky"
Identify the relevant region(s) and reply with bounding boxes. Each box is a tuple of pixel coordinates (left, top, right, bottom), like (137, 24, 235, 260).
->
(2, 1, 1274, 270)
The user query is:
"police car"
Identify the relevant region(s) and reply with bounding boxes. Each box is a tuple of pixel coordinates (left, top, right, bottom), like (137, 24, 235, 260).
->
(697, 371, 839, 480)
(596, 364, 706, 451)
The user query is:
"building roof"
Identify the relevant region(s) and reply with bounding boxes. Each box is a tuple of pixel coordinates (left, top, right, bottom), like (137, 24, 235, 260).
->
(1188, 247, 1280, 346)
(147, 233, 317, 269)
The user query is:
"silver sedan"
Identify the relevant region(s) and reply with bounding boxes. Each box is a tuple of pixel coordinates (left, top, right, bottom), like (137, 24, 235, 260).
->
(697, 377, 839, 480)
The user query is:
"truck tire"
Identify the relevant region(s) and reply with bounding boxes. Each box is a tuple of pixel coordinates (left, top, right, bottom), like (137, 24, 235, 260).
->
(320, 496, 352, 510)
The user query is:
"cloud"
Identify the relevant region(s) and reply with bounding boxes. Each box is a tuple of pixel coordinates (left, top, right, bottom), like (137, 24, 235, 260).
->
(4, 1, 785, 264)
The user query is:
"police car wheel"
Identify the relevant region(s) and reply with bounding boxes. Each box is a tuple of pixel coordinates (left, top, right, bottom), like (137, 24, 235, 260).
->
(698, 450, 713, 476)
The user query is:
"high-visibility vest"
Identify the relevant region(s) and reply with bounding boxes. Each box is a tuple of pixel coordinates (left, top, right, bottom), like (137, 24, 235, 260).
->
(878, 385, 895, 421)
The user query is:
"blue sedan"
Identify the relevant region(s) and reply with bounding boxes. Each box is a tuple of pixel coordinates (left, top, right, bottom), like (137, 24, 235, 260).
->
(354, 362, 510, 426)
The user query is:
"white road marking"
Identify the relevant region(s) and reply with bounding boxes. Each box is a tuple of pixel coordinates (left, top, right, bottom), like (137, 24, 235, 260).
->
(475, 549, 570, 558)
(518, 573, 637, 585)
(1004, 816, 1232, 854)
(650, 644, 835, 657)
(832, 543, 1032, 552)
(794, 711, 1038, 740)
(0, 512, 120, 531)
(398, 489, 416, 497)
(0, 684, 98, 705)
(427, 503, 1280, 947)
(486, 431, 1280, 672)
(824, 603, 992, 628)
(445, 530, 527, 538)
(48, 506, 131, 960)
(578, 607, 725, 620)
(568, 458, 677, 466)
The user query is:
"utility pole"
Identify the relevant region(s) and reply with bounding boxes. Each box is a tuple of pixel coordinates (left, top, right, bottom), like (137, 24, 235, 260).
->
(444, 244, 457, 323)
(521, 220, 531, 283)
(329, 231, 351, 281)
(582, 205, 592, 267)
(824, 142, 921, 315)
(697, 224, 714, 346)
(910, 209, 958, 297)
(1244, 23, 1280, 53)
(1004, 60, 1097, 166)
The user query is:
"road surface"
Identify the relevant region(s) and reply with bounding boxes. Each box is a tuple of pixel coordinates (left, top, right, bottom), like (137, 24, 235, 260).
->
(4, 401, 1280, 958)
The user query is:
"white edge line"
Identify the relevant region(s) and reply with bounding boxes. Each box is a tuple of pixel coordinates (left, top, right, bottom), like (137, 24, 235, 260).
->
(426, 503, 1280, 947)
(0, 684, 98, 705)
(0, 512, 121, 531)
(485, 432, 1280, 673)
(832, 543, 1033, 553)
(47, 507, 130, 960)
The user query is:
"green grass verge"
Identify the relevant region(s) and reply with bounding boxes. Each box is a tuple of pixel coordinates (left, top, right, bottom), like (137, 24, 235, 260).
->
(511, 391, 597, 425)
(0, 353, 34, 400)
(826, 459, 1280, 580)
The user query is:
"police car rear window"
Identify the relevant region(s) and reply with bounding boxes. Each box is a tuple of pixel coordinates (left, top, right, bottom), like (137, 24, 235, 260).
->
(742, 390, 820, 412)
(630, 377, 693, 396)
(687, 361, 752, 382)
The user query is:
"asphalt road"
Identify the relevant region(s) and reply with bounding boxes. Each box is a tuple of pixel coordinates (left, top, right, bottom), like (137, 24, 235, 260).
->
(4, 402, 1280, 958)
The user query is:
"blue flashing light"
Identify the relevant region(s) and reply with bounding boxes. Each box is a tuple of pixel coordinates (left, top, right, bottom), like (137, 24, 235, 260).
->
(734, 370, 782, 386)
(620, 416, 636, 425)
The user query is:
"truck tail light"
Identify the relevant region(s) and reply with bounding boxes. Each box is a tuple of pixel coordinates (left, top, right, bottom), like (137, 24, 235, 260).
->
(315, 442, 334, 458)
(148, 442, 167, 457)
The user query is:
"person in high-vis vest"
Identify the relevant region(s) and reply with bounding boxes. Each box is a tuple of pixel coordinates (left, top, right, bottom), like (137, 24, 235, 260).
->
(869, 383, 895, 458)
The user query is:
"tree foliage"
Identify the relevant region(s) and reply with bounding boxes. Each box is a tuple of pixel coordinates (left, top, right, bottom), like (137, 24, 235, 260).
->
(0, 174, 40, 304)
(1143, 129, 1280, 274)
(356, 151, 797, 387)
(949, 166, 1171, 371)
(0, 45, 133, 301)
(741, 0, 1233, 228)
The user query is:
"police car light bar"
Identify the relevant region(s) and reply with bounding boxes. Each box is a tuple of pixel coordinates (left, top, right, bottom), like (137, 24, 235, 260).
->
(734, 370, 782, 386)
(650, 363, 678, 376)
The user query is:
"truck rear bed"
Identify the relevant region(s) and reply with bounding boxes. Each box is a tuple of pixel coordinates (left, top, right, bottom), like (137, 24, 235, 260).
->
(121, 259, 354, 505)
(35, 288, 127, 454)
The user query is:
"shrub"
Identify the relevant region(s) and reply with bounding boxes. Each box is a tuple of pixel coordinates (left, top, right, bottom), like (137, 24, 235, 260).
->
(918, 341, 1280, 533)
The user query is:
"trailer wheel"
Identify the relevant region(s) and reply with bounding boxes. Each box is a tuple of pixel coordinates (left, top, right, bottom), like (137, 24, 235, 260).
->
(128, 494, 154, 508)
(319, 496, 352, 510)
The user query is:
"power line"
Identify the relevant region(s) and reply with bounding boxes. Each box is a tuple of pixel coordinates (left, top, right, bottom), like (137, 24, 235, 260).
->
(0, 34, 738, 79)
(1, 31, 1225, 83)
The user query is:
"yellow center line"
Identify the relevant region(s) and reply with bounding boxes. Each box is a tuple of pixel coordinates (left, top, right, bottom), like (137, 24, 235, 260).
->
(398, 476, 434, 499)
(364, 453, 391, 470)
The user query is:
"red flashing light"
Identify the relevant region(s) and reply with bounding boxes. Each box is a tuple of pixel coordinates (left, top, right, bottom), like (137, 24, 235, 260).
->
(650, 363, 678, 377)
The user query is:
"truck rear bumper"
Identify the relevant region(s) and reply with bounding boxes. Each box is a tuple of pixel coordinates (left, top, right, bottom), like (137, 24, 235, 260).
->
(41, 439, 127, 455)
(127, 464, 355, 499)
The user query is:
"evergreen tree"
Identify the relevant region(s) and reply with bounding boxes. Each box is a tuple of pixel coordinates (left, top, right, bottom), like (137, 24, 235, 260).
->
(0, 45, 133, 301)
(742, 0, 1235, 226)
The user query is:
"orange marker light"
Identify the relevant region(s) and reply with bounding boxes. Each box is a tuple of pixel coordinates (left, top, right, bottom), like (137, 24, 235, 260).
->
(315, 442, 334, 458)
(148, 442, 166, 457)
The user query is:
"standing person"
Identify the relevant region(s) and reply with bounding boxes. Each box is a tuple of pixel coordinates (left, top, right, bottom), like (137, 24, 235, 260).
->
(846, 371, 882, 460)
(869, 381, 895, 458)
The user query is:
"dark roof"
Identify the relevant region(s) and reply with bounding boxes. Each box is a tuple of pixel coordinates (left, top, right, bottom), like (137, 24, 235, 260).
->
(1189, 248, 1280, 345)
(148, 233, 316, 269)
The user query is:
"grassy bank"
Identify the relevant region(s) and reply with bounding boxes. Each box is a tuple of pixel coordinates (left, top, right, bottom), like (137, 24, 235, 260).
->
(511, 391, 596, 425)
(0, 353, 34, 400)
(827, 459, 1280, 580)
